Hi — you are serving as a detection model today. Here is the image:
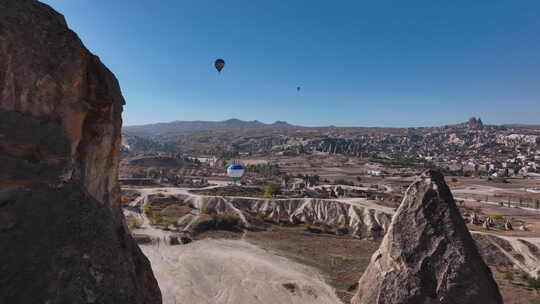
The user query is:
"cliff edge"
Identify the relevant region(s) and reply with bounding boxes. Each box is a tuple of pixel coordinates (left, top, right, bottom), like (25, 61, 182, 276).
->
(0, 0, 161, 303)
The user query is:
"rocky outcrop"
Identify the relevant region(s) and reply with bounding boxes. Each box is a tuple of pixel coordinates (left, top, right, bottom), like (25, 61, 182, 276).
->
(352, 170, 502, 304)
(473, 233, 540, 279)
(134, 192, 393, 240)
(0, 1, 161, 303)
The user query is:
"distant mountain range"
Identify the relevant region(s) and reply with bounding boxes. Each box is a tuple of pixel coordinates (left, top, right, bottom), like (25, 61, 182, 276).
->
(123, 117, 538, 139)
(123, 119, 295, 137)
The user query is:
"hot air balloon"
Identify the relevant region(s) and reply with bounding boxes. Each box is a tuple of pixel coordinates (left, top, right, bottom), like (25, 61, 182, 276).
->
(227, 164, 244, 183)
(214, 58, 225, 73)
(297, 86, 301, 92)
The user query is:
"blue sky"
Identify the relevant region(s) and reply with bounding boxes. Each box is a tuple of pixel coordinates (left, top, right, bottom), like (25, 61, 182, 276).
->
(41, 1, 540, 127)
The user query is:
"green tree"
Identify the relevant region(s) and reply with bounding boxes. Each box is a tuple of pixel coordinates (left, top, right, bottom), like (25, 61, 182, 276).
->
(265, 184, 281, 197)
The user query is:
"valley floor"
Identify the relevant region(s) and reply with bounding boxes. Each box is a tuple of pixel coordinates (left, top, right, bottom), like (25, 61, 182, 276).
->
(140, 238, 342, 304)
(125, 182, 540, 304)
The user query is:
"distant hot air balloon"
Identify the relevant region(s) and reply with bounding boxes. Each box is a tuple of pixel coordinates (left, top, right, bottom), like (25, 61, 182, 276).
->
(227, 164, 244, 183)
(297, 86, 301, 92)
(214, 58, 225, 73)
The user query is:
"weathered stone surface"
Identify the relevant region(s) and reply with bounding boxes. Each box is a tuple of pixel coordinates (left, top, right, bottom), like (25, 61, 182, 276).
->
(352, 170, 502, 304)
(155, 193, 393, 239)
(0, 0, 161, 303)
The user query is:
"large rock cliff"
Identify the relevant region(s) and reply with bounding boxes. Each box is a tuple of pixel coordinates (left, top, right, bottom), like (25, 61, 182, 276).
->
(0, 1, 161, 303)
(351, 170, 503, 304)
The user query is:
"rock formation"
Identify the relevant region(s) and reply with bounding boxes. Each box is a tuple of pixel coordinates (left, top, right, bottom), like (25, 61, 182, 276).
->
(351, 170, 502, 304)
(135, 193, 393, 240)
(467, 117, 484, 129)
(0, 1, 161, 303)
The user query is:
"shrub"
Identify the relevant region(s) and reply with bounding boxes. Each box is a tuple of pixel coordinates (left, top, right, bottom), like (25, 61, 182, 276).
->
(201, 205, 216, 215)
(529, 298, 540, 304)
(492, 215, 504, 220)
(265, 184, 281, 197)
(213, 214, 243, 231)
(528, 277, 540, 290)
(126, 216, 143, 230)
(148, 210, 162, 225)
(143, 204, 151, 216)
(319, 225, 332, 233)
(502, 272, 514, 282)
(451, 178, 458, 183)
(305, 224, 320, 234)
(334, 179, 354, 186)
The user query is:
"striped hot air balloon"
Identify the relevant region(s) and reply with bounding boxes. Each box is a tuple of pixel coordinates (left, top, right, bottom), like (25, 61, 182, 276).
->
(227, 164, 244, 183)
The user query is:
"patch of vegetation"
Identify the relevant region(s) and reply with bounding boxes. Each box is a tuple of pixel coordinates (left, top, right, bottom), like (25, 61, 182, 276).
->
(528, 277, 540, 291)
(212, 214, 243, 231)
(319, 225, 329, 233)
(147, 209, 162, 225)
(492, 214, 504, 220)
(190, 185, 264, 197)
(126, 216, 143, 230)
(246, 163, 281, 177)
(304, 223, 333, 234)
(265, 184, 281, 197)
(502, 271, 514, 282)
(201, 205, 216, 215)
(370, 155, 432, 169)
(304, 224, 319, 233)
(297, 173, 321, 186)
(143, 201, 187, 227)
(334, 179, 354, 186)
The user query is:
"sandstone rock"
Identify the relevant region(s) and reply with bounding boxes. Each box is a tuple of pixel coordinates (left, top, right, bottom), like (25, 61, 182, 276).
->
(174, 194, 393, 239)
(505, 220, 513, 231)
(486, 216, 494, 227)
(352, 170, 502, 304)
(470, 212, 480, 225)
(0, 1, 161, 303)
(483, 219, 491, 230)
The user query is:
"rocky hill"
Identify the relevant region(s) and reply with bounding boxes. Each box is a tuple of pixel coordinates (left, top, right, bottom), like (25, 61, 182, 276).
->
(0, 1, 160, 303)
(124, 118, 295, 137)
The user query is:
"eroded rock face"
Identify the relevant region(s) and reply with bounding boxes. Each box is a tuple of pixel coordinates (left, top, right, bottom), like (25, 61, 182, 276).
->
(0, 1, 161, 303)
(352, 170, 503, 304)
(142, 193, 393, 240)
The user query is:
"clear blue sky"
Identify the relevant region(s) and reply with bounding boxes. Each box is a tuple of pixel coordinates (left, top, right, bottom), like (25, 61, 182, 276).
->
(41, 0, 540, 127)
